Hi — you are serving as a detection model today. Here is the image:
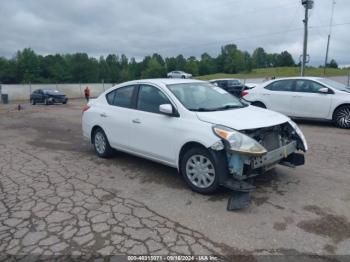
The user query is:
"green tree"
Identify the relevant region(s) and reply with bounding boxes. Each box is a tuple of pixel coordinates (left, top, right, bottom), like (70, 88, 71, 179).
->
(16, 48, 40, 83)
(252, 47, 268, 68)
(184, 56, 199, 76)
(141, 58, 164, 78)
(278, 51, 295, 67)
(328, 59, 338, 68)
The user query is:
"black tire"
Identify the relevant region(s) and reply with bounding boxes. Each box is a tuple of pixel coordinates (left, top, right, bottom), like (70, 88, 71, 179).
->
(180, 147, 220, 194)
(333, 105, 350, 129)
(251, 101, 266, 108)
(92, 128, 114, 158)
(31, 99, 36, 105)
(62, 100, 67, 104)
(181, 75, 186, 79)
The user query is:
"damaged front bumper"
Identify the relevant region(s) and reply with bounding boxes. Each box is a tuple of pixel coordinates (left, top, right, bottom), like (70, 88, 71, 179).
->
(226, 141, 304, 183)
(222, 138, 305, 210)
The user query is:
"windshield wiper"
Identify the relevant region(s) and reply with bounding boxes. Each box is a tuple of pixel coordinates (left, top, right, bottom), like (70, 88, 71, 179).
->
(188, 107, 218, 112)
(212, 105, 243, 111)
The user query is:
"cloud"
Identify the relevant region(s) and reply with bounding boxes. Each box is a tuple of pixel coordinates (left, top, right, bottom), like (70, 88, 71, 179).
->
(0, 0, 349, 65)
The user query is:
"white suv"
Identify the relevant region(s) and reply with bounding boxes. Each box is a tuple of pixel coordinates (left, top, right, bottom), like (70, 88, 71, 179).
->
(82, 79, 307, 198)
(244, 77, 350, 128)
(167, 71, 192, 79)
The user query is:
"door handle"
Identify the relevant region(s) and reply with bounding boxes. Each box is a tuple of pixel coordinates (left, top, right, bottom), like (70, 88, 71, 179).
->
(262, 93, 270, 96)
(100, 113, 107, 117)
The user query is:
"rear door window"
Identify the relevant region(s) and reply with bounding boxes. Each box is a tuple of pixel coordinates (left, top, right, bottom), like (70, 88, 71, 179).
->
(264, 80, 294, 91)
(106, 85, 136, 108)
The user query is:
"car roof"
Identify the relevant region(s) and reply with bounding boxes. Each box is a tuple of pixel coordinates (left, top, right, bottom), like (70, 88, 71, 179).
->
(115, 78, 205, 87)
(267, 76, 325, 81)
(209, 78, 241, 82)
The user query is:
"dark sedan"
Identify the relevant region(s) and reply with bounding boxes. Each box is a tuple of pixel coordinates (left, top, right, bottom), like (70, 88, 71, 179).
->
(210, 79, 246, 97)
(30, 89, 68, 105)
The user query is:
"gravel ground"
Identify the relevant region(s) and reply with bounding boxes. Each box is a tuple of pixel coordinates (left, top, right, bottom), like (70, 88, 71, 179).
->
(0, 100, 349, 260)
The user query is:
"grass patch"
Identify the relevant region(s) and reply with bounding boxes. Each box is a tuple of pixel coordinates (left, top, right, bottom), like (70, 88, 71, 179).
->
(196, 67, 349, 80)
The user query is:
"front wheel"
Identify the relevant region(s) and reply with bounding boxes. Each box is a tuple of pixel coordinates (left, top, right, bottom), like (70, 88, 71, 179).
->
(31, 99, 36, 105)
(180, 147, 220, 194)
(92, 128, 114, 158)
(333, 105, 350, 129)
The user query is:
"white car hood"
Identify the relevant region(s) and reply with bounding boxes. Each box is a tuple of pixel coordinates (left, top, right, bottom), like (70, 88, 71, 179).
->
(196, 105, 289, 130)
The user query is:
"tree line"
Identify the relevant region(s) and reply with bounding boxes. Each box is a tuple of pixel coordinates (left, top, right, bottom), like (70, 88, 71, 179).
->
(0, 44, 298, 84)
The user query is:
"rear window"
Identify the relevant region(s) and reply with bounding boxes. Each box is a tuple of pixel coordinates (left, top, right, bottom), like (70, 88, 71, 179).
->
(106, 85, 135, 108)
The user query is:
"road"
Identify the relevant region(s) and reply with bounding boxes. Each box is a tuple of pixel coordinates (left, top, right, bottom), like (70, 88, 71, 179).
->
(0, 100, 349, 260)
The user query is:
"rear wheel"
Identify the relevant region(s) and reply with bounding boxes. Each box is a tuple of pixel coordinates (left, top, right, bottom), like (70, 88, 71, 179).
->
(333, 105, 350, 129)
(251, 101, 266, 108)
(92, 128, 114, 158)
(180, 147, 220, 194)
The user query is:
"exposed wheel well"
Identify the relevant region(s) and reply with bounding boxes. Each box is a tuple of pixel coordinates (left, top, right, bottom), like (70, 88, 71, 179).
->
(178, 142, 208, 170)
(91, 125, 103, 144)
(332, 104, 350, 120)
(251, 101, 266, 108)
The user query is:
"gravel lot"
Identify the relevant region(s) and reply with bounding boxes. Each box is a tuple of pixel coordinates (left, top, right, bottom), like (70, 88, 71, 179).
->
(0, 100, 349, 260)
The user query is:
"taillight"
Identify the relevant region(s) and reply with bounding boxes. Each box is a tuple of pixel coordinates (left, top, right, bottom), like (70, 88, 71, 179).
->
(82, 105, 90, 113)
(241, 91, 249, 97)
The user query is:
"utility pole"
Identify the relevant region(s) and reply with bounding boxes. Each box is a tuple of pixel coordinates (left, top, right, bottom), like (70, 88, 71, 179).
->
(324, 0, 336, 75)
(301, 0, 314, 76)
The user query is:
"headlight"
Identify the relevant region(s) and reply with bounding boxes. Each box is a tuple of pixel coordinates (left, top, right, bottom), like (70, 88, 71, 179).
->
(212, 125, 267, 155)
(288, 120, 308, 151)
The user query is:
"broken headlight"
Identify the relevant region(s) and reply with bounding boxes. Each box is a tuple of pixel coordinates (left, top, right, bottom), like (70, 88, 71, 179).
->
(213, 125, 267, 156)
(288, 120, 308, 151)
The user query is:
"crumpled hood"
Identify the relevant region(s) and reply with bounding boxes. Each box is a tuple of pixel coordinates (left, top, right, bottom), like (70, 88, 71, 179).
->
(196, 105, 289, 130)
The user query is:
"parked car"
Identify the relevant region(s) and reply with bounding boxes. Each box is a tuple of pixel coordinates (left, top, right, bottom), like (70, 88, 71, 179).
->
(209, 79, 246, 97)
(243, 77, 350, 129)
(30, 89, 68, 105)
(82, 79, 307, 203)
(167, 71, 192, 79)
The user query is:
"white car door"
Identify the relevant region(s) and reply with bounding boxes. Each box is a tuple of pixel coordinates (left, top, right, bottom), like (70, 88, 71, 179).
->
(101, 85, 136, 150)
(128, 84, 178, 165)
(260, 80, 295, 115)
(290, 79, 332, 119)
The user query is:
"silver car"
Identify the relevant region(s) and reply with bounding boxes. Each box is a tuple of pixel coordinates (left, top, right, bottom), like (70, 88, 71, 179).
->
(167, 71, 192, 79)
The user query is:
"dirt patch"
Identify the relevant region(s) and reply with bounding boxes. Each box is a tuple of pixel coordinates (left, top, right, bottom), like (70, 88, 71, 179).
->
(297, 205, 350, 243)
(273, 222, 287, 231)
(323, 244, 337, 254)
(251, 196, 269, 206)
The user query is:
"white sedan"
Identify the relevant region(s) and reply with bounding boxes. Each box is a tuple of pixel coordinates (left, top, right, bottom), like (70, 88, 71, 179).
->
(82, 79, 306, 198)
(243, 77, 350, 128)
(167, 71, 192, 79)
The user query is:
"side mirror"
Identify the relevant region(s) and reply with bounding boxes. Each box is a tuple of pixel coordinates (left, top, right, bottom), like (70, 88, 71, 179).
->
(213, 82, 218, 86)
(318, 87, 329, 94)
(159, 104, 174, 115)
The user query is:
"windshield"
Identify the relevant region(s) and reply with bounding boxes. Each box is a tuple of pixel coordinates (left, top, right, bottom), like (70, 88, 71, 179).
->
(317, 78, 349, 91)
(43, 90, 62, 95)
(228, 80, 241, 86)
(167, 82, 245, 111)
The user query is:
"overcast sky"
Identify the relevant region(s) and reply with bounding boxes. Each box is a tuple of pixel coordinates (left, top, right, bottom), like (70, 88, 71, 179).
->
(0, 0, 349, 66)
